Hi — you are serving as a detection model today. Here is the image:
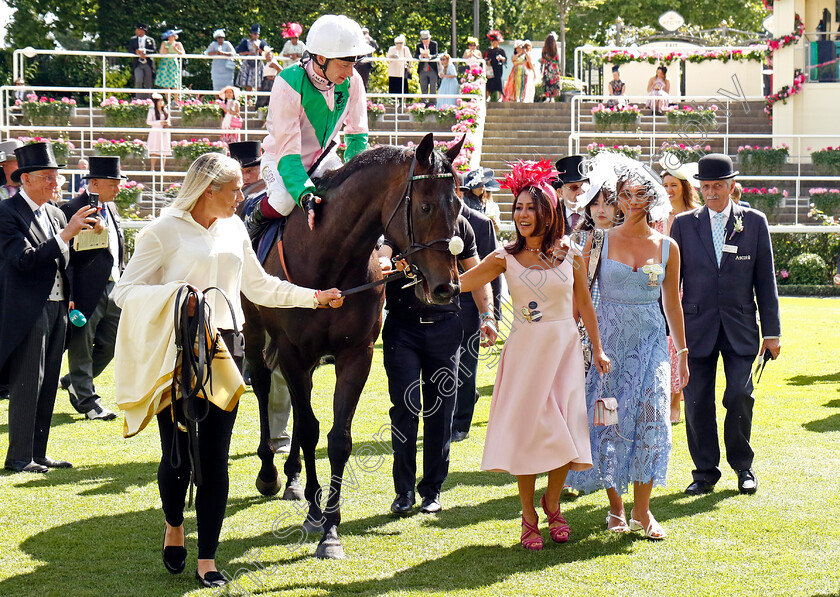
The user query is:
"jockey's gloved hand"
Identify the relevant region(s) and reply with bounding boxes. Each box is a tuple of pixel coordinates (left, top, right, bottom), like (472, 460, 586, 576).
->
(301, 192, 322, 231)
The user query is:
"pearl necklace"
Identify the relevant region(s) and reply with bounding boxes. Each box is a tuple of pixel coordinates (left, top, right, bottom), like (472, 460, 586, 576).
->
(524, 246, 541, 254)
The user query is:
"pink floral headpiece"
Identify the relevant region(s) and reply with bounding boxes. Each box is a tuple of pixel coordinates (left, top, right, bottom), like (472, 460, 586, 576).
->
(282, 22, 303, 39)
(501, 159, 559, 208)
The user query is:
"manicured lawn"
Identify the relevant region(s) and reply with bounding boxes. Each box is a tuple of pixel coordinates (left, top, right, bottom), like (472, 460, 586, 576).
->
(0, 297, 838, 596)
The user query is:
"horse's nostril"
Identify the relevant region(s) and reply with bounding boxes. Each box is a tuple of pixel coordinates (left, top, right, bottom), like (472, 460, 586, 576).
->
(432, 283, 457, 300)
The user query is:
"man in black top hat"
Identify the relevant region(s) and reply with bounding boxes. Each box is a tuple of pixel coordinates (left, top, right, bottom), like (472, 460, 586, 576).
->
(554, 155, 588, 232)
(671, 153, 781, 496)
(0, 142, 98, 472)
(58, 156, 127, 421)
(0, 139, 23, 200)
(128, 23, 156, 98)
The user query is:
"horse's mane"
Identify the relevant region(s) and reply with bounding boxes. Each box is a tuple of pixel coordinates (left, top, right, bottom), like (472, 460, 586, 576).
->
(315, 144, 454, 193)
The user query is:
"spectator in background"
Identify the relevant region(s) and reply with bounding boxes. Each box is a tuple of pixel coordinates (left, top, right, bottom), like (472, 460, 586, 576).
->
(219, 86, 241, 144)
(541, 34, 561, 102)
(646, 65, 671, 114)
(128, 23, 156, 98)
(237, 24, 268, 95)
(387, 35, 412, 95)
(155, 29, 184, 95)
(463, 37, 482, 67)
(461, 167, 502, 233)
(147, 93, 171, 172)
(354, 27, 379, 90)
(70, 158, 88, 196)
(436, 53, 459, 109)
(0, 140, 23, 200)
(256, 48, 282, 109)
(522, 41, 537, 103)
(660, 161, 701, 424)
(504, 41, 532, 103)
(13, 78, 26, 102)
(415, 30, 439, 104)
(205, 29, 237, 91)
(554, 155, 588, 231)
(607, 65, 627, 107)
(484, 30, 506, 102)
(730, 182, 751, 208)
(280, 22, 306, 68)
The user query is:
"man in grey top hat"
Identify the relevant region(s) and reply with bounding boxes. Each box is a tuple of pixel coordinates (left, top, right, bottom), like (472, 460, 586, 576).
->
(0, 139, 24, 200)
(415, 30, 439, 104)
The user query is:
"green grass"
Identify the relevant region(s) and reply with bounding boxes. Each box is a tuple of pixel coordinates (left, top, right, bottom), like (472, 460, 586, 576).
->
(0, 297, 838, 596)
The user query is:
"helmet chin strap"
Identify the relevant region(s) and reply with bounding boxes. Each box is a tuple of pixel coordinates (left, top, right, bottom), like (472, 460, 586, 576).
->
(305, 53, 336, 88)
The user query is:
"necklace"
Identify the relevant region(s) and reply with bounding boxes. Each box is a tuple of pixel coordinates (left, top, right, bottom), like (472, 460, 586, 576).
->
(524, 245, 541, 254)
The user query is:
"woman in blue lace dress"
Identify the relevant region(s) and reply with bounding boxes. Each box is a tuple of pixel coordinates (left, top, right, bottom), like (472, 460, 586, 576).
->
(567, 160, 689, 540)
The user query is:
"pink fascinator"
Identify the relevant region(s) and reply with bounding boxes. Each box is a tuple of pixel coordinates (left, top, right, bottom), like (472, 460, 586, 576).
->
(282, 22, 303, 39)
(501, 159, 559, 208)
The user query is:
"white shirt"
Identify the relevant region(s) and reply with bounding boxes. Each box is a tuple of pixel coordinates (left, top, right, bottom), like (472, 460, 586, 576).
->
(100, 203, 121, 282)
(113, 207, 318, 330)
(21, 189, 68, 300)
(707, 199, 732, 224)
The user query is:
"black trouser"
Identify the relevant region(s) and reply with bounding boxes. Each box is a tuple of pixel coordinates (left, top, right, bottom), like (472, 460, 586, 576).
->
(452, 302, 481, 434)
(61, 282, 121, 413)
(684, 325, 756, 485)
(6, 301, 67, 464)
(156, 330, 242, 560)
(383, 313, 462, 499)
(255, 77, 275, 108)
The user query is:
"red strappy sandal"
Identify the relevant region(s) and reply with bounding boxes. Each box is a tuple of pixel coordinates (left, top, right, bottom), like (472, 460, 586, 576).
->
(540, 495, 570, 543)
(520, 516, 543, 551)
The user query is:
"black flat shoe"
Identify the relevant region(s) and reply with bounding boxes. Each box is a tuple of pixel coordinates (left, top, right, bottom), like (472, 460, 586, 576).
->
(738, 469, 758, 494)
(162, 524, 186, 574)
(196, 570, 227, 588)
(684, 480, 715, 496)
(390, 492, 415, 516)
(420, 495, 442, 514)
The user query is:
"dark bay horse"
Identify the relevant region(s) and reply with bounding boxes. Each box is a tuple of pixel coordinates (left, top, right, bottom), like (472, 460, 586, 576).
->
(242, 133, 466, 559)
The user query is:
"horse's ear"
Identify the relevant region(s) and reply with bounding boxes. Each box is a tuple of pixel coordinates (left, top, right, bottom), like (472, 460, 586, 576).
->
(445, 135, 466, 163)
(416, 133, 434, 167)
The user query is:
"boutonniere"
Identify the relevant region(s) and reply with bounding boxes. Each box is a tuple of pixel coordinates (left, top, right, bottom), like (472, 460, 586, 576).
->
(729, 216, 744, 240)
(641, 264, 664, 287)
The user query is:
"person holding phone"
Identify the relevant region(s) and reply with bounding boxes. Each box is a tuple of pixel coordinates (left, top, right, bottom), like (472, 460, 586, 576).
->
(670, 154, 781, 497)
(58, 156, 127, 421)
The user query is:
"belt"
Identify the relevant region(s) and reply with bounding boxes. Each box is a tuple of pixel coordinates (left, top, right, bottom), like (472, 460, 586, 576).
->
(388, 311, 456, 325)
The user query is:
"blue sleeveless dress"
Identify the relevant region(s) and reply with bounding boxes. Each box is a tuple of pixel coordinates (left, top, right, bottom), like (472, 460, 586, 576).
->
(567, 233, 672, 495)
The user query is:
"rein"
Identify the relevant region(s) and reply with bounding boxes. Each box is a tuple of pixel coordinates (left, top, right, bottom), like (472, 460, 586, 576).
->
(169, 285, 243, 502)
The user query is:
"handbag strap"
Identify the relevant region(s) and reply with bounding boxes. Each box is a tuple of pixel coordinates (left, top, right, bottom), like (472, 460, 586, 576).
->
(587, 229, 604, 294)
(599, 370, 612, 398)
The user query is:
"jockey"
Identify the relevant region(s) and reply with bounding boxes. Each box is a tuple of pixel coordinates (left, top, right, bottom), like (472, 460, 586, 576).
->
(246, 14, 374, 238)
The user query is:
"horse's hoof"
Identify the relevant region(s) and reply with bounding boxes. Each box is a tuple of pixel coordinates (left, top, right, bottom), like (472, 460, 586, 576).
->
(302, 517, 324, 535)
(282, 479, 305, 501)
(315, 532, 346, 560)
(255, 474, 281, 497)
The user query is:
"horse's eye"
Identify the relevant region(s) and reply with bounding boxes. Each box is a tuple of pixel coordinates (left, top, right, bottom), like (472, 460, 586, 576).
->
(420, 203, 432, 213)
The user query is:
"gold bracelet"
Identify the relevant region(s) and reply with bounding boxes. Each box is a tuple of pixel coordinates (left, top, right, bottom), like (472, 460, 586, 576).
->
(676, 347, 689, 357)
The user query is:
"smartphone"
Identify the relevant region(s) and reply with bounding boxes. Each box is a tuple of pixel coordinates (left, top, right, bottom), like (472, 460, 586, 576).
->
(88, 192, 100, 209)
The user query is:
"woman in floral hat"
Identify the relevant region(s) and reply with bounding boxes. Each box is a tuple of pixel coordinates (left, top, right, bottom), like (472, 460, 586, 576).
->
(484, 30, 506, 101)
(460, 160, 610, 551)
(280, 22, 306, 67)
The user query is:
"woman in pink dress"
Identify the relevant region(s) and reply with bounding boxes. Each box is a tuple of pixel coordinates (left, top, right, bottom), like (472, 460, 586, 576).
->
(460, 160, 610, 551)
(147, 93, 171, 172)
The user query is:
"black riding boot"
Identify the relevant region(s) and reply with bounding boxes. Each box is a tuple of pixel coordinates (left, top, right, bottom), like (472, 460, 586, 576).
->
(245, 202, 271, 243)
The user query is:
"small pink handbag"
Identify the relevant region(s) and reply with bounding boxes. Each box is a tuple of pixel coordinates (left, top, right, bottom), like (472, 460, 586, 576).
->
(594, 373, 619, 427)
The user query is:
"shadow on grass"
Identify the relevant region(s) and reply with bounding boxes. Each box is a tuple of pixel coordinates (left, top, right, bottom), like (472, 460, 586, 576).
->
(0, 411, 80, 435)
(786, 372, 840, 386)
(803, 397, 840, 433)
(6, 460, 159, 495)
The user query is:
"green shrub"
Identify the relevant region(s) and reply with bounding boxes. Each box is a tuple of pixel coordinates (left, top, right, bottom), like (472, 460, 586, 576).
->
(772, 232, 839, 277)
(787, 253, 830, 285)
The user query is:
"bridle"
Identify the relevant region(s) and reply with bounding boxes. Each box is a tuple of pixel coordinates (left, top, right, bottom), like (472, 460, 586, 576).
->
(383, 152, 456, 286)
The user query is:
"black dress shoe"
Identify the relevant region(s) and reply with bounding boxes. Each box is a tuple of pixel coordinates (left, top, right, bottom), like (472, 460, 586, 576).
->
(738, 469, 758, 494)
(684, 480, 715, 495)
(162, 524, 187, 574)
(34, 456, 72, 469)
(420, 495, 442, 514)
(196, 570, 227, 588)
(451, 430, 469, 443)
(390, 492, 415, 516)
(4, 459, 48, 473)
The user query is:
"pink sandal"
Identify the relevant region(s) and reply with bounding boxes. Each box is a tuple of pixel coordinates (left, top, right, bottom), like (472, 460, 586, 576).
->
(520, 516, 543, 551)
(540, 495, 570, 543)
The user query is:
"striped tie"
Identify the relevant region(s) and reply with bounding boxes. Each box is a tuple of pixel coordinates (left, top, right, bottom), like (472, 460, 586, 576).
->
(713, 212, 726, 266)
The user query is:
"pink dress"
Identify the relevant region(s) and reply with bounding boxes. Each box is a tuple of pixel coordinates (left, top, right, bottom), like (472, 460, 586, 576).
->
(481, 248, 593, 476)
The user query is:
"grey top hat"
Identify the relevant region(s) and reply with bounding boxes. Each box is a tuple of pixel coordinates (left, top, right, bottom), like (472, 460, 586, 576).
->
(11, 142, 65, 183)
(0, 139, 24, 162)
(694, 153, 739, 180)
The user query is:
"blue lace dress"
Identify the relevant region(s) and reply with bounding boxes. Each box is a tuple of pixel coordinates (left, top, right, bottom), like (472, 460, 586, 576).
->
(567, 233, 672, 495)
